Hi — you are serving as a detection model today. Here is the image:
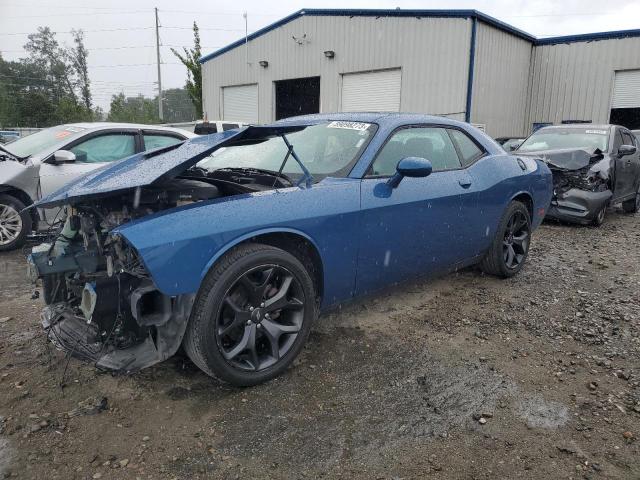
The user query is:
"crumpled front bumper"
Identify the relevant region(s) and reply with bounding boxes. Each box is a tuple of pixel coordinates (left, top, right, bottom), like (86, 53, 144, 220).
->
(546, 188, 612, 225)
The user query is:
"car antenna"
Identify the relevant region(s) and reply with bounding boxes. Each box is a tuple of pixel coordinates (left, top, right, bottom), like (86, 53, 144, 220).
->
(278, 133, 313, 188)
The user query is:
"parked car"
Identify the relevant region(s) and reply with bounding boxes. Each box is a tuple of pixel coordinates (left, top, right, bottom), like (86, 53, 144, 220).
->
(162, 120, 246, 134)
(0, 123, 196, 250)
(495, 136, 525, 151)
(0, 130, 20, 144)
(515, 124, 640, 226)
(28, 113, 552, 386)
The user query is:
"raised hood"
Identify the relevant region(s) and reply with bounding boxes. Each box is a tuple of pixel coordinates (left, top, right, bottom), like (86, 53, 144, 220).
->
(517, 148, 604, 171)
(34, 124, 309, 208)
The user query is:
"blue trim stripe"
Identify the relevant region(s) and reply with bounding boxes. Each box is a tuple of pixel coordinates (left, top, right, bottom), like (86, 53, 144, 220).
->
(199, 8, 640, 64)
(537, 28, 640, 46)
(465, 17, 477, 124)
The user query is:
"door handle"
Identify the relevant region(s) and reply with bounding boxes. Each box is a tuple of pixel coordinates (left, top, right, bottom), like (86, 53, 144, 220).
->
(458, 178, 472, 188)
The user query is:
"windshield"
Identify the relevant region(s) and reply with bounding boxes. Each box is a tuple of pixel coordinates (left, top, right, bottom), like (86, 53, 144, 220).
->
(518, 128, 609, 152)
(2, 125, 86, 158)
(196, 122, 376, 180)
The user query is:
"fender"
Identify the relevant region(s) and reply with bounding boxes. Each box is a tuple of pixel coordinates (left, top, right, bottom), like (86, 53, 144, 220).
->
(198, 226, 323, 287)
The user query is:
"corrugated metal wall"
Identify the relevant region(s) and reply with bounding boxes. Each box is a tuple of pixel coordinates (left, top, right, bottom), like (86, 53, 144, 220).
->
(202, 15, 472, 124)
(526, 37, 640, 130)
(471, 22, 533, 137)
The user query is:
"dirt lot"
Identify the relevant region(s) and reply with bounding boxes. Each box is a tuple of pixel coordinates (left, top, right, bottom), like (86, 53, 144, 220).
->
(0, 208, 639, 480)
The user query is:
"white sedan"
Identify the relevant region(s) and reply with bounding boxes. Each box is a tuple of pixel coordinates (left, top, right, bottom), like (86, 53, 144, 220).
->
(0, 122, 196, 250)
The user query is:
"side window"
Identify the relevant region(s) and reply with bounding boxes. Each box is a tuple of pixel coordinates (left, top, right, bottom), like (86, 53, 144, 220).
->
(70, 133, 136, 163)
(621, 130, 635, 147)
(370, 127, 462, 176)
(222, 123, 239, 131)
(613, 129, 624, 152)
(143, 134, 183, 151)
(448, 129, 484, 167)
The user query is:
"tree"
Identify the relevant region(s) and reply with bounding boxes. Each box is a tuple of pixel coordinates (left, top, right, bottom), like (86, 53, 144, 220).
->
(0, 27, 98, 127)
(70, 29, 92, 110)
(107, 93, 159, 124)
(171, 22, 203, 119)
(161, 88, 197, 123)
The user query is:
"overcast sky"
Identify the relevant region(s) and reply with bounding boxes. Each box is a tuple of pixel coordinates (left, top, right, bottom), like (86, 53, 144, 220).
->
(1, 0, 640, 112)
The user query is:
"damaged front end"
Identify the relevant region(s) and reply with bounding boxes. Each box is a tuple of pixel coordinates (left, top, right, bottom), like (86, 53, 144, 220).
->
(523, 149, 612, 224)
(28, 190, 201, 372)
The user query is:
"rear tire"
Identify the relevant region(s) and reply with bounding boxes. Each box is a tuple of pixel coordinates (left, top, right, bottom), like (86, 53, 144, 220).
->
(622, 188, 640, 214)
(0, 194, 31, 252)
(480, 201, 531, 278)
(183, 243, 316, 386)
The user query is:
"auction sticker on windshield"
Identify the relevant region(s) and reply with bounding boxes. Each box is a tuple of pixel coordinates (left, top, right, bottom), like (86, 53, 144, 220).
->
(585, 130, 608, 135)
(327, 121, 370, 131)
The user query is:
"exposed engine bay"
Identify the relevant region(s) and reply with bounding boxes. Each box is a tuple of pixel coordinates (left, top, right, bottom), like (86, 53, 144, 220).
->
(28, 167, 290, 371)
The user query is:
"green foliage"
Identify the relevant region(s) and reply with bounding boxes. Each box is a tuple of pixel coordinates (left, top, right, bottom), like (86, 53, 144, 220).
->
(171, 22, 203, 119)
(0, 27, 99, 127)
(106, 88, 196, 124)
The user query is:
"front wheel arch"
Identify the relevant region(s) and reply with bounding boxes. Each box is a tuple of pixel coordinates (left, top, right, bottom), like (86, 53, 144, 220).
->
(199, 228, 324, 306)
(0, 186, 39, 227)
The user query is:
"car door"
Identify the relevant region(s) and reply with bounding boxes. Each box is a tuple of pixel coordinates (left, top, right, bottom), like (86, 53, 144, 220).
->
(621, 129, 640, 196)
(141, 130, 186, 151)
(38, 130, 139, 222)
(356, 125, 478, 296)
(612, 128, 636, 200)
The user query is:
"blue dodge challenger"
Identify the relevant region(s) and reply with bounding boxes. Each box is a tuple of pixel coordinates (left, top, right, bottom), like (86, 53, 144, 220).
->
(28, 113, 552, 386)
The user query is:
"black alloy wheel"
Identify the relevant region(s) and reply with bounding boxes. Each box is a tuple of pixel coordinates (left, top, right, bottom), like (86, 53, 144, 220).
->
(183, 243, 316, 386)
(480, 201, 531, 278)
(217, 265, 304, 371)
(502, 210, 529, 270)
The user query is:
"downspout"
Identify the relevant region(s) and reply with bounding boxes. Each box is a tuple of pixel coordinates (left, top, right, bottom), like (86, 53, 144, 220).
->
(465, 16, 477, 124)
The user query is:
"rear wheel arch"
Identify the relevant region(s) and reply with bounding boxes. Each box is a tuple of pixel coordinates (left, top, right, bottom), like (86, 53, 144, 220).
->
(511, 191, 533, 219)
(200, 229, 324, 305)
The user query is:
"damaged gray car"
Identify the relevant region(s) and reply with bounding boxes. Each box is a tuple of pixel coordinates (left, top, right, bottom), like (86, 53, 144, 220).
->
(516, 124, 640, 226)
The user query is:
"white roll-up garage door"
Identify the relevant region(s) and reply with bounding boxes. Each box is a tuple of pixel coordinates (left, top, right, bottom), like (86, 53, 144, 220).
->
(612, 70, 640, 108)
(222, 84, 258, 123)
(341, 69, 401, 112)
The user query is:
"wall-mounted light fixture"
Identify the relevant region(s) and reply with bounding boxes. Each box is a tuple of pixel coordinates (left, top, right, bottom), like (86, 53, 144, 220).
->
(324, 50, 335, 59)
(258, 60, 269, 68)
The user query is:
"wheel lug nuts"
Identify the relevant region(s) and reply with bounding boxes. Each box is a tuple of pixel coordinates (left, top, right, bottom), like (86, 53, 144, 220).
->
(256, 324, 262, 329)
(260, 303, 265, 308)
(249, 306, 254, 311)
(246, 320, 251, 325)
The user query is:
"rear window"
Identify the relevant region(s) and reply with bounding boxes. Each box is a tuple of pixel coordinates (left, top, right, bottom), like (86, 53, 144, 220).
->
(222, 123, 239, 131)
(194, 123, 218, 135)
(519, 128, 609, 152)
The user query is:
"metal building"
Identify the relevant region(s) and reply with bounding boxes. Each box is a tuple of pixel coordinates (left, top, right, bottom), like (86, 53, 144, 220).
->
(200, 9, 640, 137)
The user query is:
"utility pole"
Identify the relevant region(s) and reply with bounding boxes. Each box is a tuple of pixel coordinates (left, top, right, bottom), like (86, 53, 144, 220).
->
(155, 7, 163, 121)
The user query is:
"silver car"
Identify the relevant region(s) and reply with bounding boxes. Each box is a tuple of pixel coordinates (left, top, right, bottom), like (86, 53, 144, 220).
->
(0, 123, 196, 250)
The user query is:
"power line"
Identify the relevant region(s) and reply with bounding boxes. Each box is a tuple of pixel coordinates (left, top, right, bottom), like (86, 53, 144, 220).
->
(0, 27, 155, 36)
(1, 44, 221, 53)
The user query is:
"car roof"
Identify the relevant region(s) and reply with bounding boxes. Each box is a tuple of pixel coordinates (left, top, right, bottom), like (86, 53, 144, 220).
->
(537, 124, 612, 131)
(275, 112, 473, 129)
(64, 122, 197, 137)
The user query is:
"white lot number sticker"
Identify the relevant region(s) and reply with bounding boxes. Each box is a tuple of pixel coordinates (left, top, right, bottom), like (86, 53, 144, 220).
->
(585, 130, 607, 135)
(327, 121, 370, 132)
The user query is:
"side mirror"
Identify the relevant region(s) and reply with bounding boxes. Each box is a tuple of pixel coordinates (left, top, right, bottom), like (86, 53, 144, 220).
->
(618, 144, 637, 157)
(52, 150, 77, 164)
(387, 157, 433, 188)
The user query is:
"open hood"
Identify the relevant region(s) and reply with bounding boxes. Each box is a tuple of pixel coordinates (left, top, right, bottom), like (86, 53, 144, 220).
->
(34, 124, 309, 208)
(517, 148, 603, 171)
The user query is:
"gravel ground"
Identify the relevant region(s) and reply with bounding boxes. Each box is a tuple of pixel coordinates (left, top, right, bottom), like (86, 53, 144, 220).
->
(0, 208, 639, 479)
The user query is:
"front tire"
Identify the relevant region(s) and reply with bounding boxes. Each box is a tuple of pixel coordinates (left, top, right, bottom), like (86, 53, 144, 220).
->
(183, 243, 316, 386)
(592, 205, 607, 226)
(0, 194, 31, 252)
(480, 201, 531, 278)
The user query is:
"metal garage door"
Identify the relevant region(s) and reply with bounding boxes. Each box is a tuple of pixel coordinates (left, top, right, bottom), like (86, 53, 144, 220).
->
(222, 84, 258, 123)
(341, 69, 401, 112)
(612, 70, 640, 108)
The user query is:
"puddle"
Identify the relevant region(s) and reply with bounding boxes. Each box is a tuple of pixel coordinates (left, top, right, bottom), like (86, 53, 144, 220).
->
(0, 438, 12, 478)
(515, 394, 569, 429)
